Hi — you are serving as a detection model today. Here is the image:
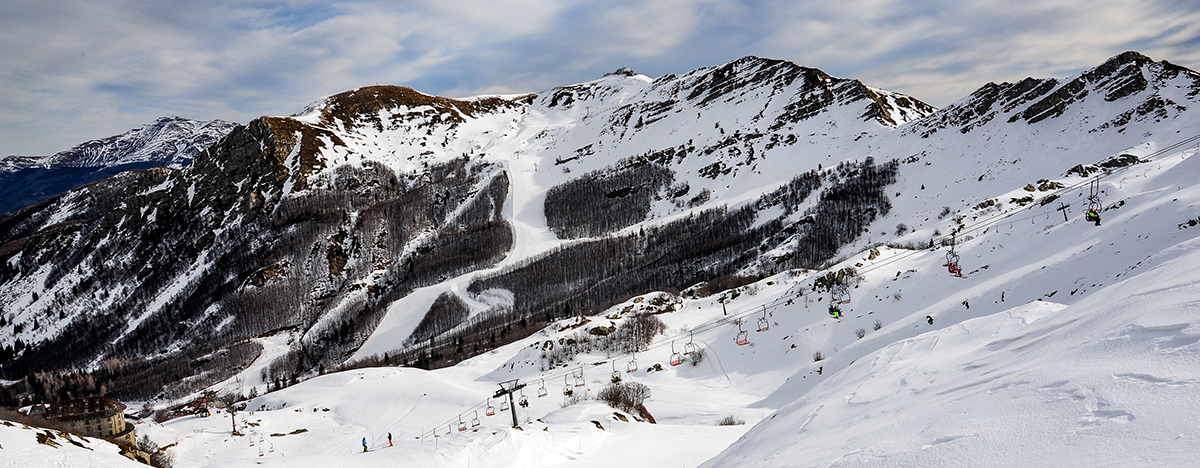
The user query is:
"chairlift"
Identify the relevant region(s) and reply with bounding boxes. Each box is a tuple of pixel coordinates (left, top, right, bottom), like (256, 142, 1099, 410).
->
(669, 341, 683, 366)
(736, 321, 749, 346)
(518, 387, 529, 407)
(756, 306, 770, 332)
(610, 361, 622, 384)
(574, 365, 586, 387)
(626, 351, 638, 373)
(944, 230, 965, 278)
(828, 303, 842, 320)
(563, 375, 574, 396)
(471, 411, 480, 428)
(500, 398, 510, 412)
(458, 416, 467, 432)
(486, 399, 496, 416)
(683, 332, 698, 355)
(1085, 177, 1102, 226)
(537, 378, 548, 398)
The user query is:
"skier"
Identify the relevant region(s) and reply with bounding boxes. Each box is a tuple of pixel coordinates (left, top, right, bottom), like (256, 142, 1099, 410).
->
(926, 315, 934, 325)
(1086, 209, 1101, 226)
(387, 432, 392, 447)
(828, 304, 842, 320)
(362, 437, 368, 453)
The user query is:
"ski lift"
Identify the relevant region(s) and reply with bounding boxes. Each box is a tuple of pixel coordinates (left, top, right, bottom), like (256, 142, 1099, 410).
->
(537, 379, 548, 398)
(626, 351, 638, 373)
(500, 398, 510, 412)
(736, 321, 749, 346)
(574, 365, 586, 387)
(669, 341, 683, 366)
(1085, 177, 1102, 226)
(518, 387, 529, 407)
(458, 416, 467, 432)
(471, 411, 480, 428)
(486, 399, 496, 416)
(945, 230, 965, 278)
(563, 375, 573, 396)
(611, 361, 622, 384)
(683, 332, 698, 355)
(446, 425, 451, 435)
(756, 306, 770, 333)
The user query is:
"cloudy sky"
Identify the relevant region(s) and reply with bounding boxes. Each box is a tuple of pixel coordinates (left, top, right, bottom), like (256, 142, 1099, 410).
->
(3, 0, 1200, 157)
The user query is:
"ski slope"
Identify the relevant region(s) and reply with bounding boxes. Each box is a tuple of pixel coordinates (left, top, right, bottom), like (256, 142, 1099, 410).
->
(114, 135, 1200, 467)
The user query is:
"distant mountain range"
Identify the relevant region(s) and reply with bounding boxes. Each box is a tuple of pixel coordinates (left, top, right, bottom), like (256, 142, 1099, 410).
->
(0, 116, 237, 214)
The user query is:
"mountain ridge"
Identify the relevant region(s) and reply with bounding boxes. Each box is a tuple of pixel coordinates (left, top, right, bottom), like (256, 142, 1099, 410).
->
(0, 52, 1196, 410)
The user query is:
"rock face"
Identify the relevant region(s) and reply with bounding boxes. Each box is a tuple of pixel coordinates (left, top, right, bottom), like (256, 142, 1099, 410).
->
(906, 51, 1198, 137)
(2, 52, 1197, 400)
(0, 117, 238, 214)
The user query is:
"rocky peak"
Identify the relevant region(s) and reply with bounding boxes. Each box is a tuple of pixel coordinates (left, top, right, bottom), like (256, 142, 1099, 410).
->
(1, 116, 238, 171)
(906, 51, 1200, 137)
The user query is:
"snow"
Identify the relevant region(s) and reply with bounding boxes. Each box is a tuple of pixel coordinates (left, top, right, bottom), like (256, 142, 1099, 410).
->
(0, 421, 145, 467)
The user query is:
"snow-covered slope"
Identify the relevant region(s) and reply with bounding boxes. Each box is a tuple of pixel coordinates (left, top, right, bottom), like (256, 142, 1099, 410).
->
(143, 120, 1200, 467)
(0, 420, 146, 467)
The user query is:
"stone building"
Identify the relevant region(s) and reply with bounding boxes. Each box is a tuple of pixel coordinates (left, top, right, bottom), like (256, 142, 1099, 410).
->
(45, 395, 136, 446)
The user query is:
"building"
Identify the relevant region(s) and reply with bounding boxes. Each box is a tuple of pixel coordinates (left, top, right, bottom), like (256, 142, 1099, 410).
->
(45, 396, 137, 446)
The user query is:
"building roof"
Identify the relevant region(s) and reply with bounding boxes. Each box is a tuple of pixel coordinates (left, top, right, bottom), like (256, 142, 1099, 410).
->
(45, 396, 126, 422)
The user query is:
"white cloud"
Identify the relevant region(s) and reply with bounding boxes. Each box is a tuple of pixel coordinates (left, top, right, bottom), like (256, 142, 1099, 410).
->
(1, 0, 1198, 157)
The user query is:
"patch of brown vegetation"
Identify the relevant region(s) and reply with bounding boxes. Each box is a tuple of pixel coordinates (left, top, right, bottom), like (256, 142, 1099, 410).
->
(244, 261, 290, 288)
(317, 85, 532, 131)
(259, 117, 346, 190)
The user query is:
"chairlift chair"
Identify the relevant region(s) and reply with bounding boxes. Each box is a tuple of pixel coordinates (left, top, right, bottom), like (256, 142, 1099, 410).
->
(1086, 177, 1102, 226)
(574, 366, 586, 387)
(500, 398, 510, 412)
(626, 352, 638, 373)
(756, 306, 770, 332)
(945, 231, 965, 277)
(610, 361, 622, 384)
(518, 388, 529, 407)
(736, 321, 749, 346)
(946, 250, 963, 277)
(486, 399, 496, 416)
(834, 287, 851, 305)
(563, 375, 573, 396)
(458, 416, 467, 432)
(683, 332, 698, 355)
(537, 379, 548, 398)
(669, 341, 683, 366)
(471, 411, 480, 428)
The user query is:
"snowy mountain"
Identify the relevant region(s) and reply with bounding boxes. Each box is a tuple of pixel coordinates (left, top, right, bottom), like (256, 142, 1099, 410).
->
(0, 116, 237, 214)
(0, 55, 934, 401)
(2, 51, 1200, 467)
